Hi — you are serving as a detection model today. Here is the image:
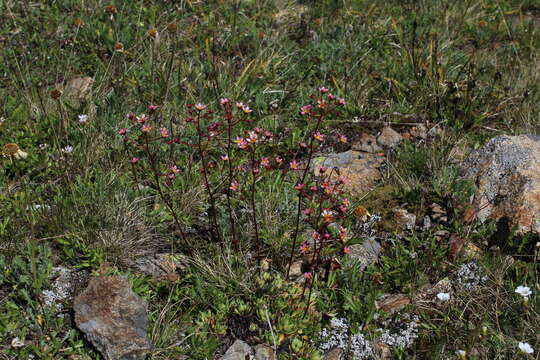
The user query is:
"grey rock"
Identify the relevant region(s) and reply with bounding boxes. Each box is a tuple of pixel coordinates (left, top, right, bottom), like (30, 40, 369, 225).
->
(324, 348, 344, 360)
(463, 135, 540, 234)
(313, 151, 384, 196)
(377, 127, 402, 148)
(134, 253, 188, 278)
(220, 340, 254, 360)
(347, 238, 382, 271)
(352, 133, 383, 153)
(393, 209, 416, 230)
(74, 276, 152, 360)
(254, 344, 276, 360)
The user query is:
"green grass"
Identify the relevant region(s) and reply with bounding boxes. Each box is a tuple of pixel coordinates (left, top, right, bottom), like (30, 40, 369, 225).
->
(1, 0, 539, 359)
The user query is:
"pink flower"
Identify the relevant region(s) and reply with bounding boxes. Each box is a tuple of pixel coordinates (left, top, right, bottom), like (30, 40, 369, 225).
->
(229, 180, 240, 191)
(220, 98, 230, 106)
(317, 99, 327, 109)
(338, 98, 346, 105)
(118, 128, 128, 135)
(137, 114, 147, 124)
(294, 183, 305, 192)
(311, 231, 321, 241)
(264, 131, 273, 138)
(236, 102, 245, 109)
(344, 246, 351, 254)
(338, 135, 348, 143)
(319, 166, 327, 173)
(159, 127, 170, 138)
(300, 105, 312, 116)
(241, 105, 252, 114)
(299, 142, 307, 148)
(275, 156, 283, 165)
(342, 198, 350, 206)
(319, 86, 329, 93)
(299, 242, 310, 254)
(289, 160, 300, 170)
(195, 103, 206, 111)
(148, 104, 159, 111)
(141, 123, 152, 133)
(168, 165, 179, 174)
(246, 131, 258, 144)
(328, 93, 336, 100)
(303, 272, 313, 280)
(321, 209, 334, 223)
(260, 157, 270, 168)
(313, 131, 325, 142)
(302, 208, 312, 216)
(234, 137, 248, 149)
(339, 205, 348, 213)
(129, 157, 139, 164)
(221, 154, 230, 161)
(339, 227, 348, 241)
(126, 112, 136, 121)
(338, 175, 348, 185)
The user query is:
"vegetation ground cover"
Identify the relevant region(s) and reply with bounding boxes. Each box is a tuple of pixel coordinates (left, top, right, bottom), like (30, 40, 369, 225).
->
(0, 0, 539, 358)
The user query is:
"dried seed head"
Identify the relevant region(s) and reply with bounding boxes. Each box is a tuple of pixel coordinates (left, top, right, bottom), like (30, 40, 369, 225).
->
(3, 143, 20, 156)
(74, 18, 85, 27)
(167, 23, 177, 33)
(50, 89, 62, 99)
(104, 5, 117, 14)
(114, 42, 124, 51)
(147, 28, 157, 38)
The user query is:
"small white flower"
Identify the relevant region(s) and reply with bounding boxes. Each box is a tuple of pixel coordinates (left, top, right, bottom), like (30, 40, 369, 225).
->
(436, 292, 450, 301)
(456, 350, 467, 359)
(78, 114, 88, 123)
(515, 286, 532, 297)
(11, 337, 25, 348)
(62, 145, 73, 154)
(518, 342, 534, 354)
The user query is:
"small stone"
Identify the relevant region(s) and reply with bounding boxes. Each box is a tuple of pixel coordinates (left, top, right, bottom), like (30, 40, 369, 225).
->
(288, 261, 303, 279)
(74, 276, 152, 360)
(422, 216, 432, 229)
(254, 344, 276, 360)
(413, 278, 452, 305)
(347, 238, 382, 271)
(374, 342, 392, 359)
(351, 133, 382, 153)
(313, 151, 384, 196)
(376, 294, 411, 313)
(393, 209, 416, 230)
(410, 125, 427, 139)
(324, 348, 344, 360)
(377, 127, 402, 148)
(220, 340, 254, 360)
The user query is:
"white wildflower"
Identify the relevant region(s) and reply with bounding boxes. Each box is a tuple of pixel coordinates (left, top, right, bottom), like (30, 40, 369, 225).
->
(515, 286, 532, 298)
(456, 349, 467, 359)
(62, 145, 73, 153)
(78, 114, 89, 124)
(436, 292, 450, 301)
(11, 337, 25, 348)
(518, 342, 534, 354)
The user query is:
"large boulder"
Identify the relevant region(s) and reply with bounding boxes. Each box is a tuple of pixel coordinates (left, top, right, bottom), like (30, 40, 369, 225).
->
(74, 276, 152, 360)
(463, 135, 540, 234)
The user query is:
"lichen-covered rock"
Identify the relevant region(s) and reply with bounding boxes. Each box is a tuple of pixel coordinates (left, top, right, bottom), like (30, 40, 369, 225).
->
(313, 151, 383, 195)
(347, 238, 382, 271)
(464, 135, 540, 234)
(254, 344, 276, 360)
(74, 276, 152, 360)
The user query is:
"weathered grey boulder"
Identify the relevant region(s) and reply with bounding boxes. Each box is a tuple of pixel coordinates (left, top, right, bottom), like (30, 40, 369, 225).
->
(464, 135, 540, 234)
(74, 276, 152, 360)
